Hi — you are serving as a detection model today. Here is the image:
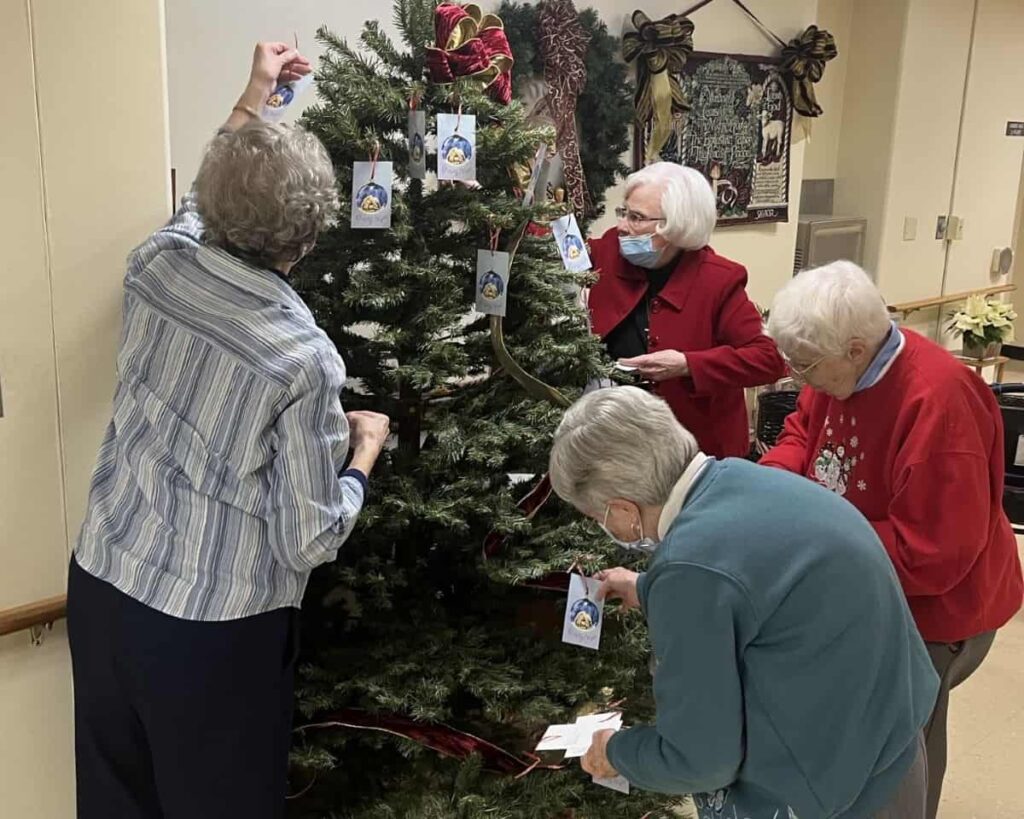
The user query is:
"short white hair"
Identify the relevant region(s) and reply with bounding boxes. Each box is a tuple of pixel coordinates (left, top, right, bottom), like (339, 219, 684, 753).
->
(549, 387, 699, 514)
(625, 162, 716, 251)
(768, 261, 891, 359)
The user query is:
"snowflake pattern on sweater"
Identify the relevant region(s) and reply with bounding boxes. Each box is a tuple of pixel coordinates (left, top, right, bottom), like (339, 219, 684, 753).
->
(812, 415, 867, 496)
(692, 789, 798, 819)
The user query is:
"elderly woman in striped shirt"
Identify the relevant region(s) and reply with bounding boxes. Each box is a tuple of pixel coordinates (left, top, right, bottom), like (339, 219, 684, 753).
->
(66, 44, 389, 819)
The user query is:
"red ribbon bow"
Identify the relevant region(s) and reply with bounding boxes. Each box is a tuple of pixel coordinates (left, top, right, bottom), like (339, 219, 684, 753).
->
(426, 2, 513, 105)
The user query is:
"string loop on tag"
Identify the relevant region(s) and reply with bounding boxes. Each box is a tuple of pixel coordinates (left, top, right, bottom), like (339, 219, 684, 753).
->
(409, 91, 420, 111)
(369, 141, 381, 180)
(455, 101, 463, 133)
(488, 226, 501, 255)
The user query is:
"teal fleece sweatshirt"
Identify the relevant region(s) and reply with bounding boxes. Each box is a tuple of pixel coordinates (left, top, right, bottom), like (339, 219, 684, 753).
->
(606, 458, 938, 819)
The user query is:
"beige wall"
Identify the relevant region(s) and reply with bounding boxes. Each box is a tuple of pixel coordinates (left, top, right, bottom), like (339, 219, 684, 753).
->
(1, 0, 170, 816)
(833, 0, 909, 280)
(798, 0, 854, 182)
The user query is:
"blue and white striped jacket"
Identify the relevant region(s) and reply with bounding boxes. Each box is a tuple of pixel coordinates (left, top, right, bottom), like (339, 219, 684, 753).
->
(74, 194, 365, 621)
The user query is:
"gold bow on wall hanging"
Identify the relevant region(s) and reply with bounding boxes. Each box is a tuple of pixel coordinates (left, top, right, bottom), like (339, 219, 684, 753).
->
(622, 10, 694, 166)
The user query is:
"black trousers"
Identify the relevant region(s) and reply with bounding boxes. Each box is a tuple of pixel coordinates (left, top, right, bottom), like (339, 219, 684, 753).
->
(67, 557, 298, 819)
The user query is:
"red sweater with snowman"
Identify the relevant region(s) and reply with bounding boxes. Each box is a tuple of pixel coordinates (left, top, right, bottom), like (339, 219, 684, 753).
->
(762, 330, 1023, 643)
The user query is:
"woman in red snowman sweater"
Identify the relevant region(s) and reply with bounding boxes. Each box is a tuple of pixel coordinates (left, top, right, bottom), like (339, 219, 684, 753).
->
(761, 260, 1023, 819)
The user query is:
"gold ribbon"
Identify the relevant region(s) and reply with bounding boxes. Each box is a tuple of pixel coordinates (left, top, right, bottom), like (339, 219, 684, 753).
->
(622, 10, 694, 165)
(780, 25, 838, 118)
(489, 219, 570, 409)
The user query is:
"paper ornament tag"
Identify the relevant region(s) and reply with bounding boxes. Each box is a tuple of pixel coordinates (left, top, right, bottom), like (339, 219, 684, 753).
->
(551, 214, 592, 273)
(437, 113, 477, 181)
(351, 162, 393, 230)
(562, 574, 604, 651)
(262, 72, 314, 121)
(523, 142, 549, 207)
(408, 109, 427, 180)
(475, 250, 510, 317)
(593, 774, 630, 794)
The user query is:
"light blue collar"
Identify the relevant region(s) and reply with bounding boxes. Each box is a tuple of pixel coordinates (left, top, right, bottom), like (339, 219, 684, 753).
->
(854, 321, 905, 393)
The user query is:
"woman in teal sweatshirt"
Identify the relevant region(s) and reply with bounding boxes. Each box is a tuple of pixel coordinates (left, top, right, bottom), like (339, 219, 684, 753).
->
(548, 387, 938, 818)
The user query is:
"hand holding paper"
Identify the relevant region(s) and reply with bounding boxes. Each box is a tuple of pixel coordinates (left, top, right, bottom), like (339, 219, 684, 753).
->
(581, 728, 619, 780)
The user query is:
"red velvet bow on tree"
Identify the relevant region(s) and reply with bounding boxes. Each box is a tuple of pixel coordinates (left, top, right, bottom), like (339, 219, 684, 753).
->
(426, 2, 514, 105)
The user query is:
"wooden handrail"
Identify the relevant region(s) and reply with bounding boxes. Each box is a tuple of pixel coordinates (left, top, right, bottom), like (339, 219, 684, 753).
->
(889, 284, 1016, 316)
(0, 595, 67, 638)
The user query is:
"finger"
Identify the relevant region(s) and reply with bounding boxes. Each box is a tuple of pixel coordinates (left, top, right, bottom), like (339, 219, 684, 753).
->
(276, 48, 301, 65)
(265, 42, 293, 55)
(618, 356, 647, 367)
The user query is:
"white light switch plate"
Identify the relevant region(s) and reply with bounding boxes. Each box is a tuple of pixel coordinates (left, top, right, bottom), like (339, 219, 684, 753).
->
(903, 216, 917, 241)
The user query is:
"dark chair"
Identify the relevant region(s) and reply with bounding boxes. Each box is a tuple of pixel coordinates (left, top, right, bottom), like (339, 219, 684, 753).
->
(991, 383, 1024, 526)
(748, 389, 801, 460)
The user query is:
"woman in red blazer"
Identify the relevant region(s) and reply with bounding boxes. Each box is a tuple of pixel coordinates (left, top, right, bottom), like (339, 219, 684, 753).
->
(586, 163, 785, 458)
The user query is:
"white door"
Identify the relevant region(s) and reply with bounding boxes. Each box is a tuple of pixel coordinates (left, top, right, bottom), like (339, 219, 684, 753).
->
(943, 0, 1024, 299)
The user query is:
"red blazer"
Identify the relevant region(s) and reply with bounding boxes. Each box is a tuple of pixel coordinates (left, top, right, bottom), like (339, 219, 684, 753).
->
(588, 228, 785, 458)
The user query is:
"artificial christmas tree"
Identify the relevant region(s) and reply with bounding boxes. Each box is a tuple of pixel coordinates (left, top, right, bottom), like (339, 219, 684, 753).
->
(286, 2, 676, 816)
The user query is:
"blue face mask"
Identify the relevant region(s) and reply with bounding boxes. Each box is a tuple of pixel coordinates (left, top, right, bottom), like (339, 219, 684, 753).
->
(602, 504, 658, 554)
(619, 233, 664, 269)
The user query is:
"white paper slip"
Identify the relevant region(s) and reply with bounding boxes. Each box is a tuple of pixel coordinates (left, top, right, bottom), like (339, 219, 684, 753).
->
(551, 213, 592, 273)
(575, 712, 623, 732)
(523, 142, 549, 207)
(562, 574, 604, 651)
(507, 473, 537, 486)
(593, 774, 630, 794)
(564, 741, 590, 759)
(535, 724, 577, 752)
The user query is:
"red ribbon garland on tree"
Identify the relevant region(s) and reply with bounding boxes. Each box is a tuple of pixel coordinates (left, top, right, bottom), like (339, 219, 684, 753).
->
(297, 709, 563, 777)
(426, 2, 514, 105)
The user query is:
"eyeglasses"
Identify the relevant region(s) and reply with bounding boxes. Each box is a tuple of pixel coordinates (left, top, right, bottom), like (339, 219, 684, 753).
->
(784, 354, 828, 380)
(614, 207, 666, 228)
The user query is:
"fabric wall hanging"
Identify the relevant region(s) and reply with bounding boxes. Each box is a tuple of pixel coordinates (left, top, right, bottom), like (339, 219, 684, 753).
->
(634, 51, 794, 227)
(624, 1, 836, 227)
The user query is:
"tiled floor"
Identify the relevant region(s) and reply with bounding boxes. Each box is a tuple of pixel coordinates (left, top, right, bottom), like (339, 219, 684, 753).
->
(940, 537, 1024, 817)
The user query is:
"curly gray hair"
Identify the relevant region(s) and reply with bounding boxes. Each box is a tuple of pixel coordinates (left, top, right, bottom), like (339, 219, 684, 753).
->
(195, 120, 339, 267)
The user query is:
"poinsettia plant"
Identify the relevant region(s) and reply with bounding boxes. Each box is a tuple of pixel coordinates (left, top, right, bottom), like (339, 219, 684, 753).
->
(948, 295, 1017, 348)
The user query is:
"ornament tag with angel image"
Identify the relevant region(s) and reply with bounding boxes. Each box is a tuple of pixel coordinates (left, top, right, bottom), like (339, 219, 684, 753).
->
(437, 113, 477, 181)
(562, 573, 604, 651)
(262, 72, 314, 122)
(475, 250, 510, 317)
(551, 214, 592, 273)
(350, 161, 393, 230)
